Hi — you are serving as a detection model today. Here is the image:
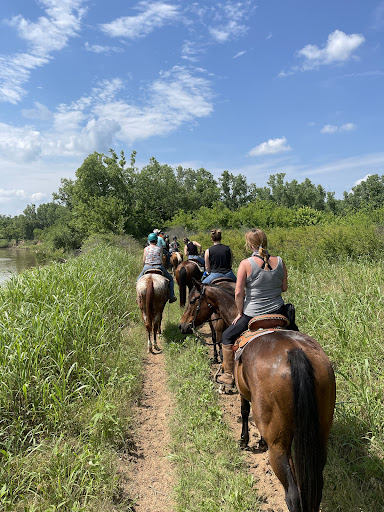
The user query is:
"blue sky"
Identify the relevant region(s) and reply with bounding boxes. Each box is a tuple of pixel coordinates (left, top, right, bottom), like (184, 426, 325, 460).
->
(1, 0, 384, 215)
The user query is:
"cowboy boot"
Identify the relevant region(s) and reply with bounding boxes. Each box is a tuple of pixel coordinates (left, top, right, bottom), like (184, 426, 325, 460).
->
(216, 345, 235, 386)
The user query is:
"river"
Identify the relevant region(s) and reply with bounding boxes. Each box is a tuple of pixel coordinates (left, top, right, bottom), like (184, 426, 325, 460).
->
(0, 248, 38, 285)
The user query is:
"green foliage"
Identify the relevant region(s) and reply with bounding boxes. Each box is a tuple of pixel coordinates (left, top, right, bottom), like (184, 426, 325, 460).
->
(164, 335, 261, 512)
(0, 240, 144, 510)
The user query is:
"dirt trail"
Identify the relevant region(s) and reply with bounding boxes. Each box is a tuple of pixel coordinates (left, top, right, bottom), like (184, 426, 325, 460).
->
(120, 348, 176, 512)
(120, 326, 287, 512)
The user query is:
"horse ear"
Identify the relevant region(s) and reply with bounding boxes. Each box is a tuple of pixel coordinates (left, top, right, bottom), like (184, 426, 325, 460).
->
(192, 278, 201, 290)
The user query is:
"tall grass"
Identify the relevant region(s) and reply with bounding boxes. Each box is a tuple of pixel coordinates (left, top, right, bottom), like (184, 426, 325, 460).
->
(285, 260, 384, 510)
(0, 238, 145, 511)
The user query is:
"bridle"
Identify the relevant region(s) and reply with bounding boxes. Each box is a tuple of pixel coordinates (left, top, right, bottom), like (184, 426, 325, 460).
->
(190, 284, 220, 330)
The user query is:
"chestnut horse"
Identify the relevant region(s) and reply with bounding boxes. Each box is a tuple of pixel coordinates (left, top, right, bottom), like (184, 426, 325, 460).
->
(170, 251, 183, 273)
(175, 260, 203, 307)
(182, 278, 236, 364)
(136, 271, 169, 353)
(179, 281, 336, 512)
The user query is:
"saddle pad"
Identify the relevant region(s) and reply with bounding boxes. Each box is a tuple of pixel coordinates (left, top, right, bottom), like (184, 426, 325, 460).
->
(233, 329, 275, 361)
(248, 314, 289, 331)
(189, 260, 204, 272)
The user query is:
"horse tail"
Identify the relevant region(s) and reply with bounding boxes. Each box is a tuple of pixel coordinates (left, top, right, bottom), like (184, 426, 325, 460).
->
(145, 277, 154, 334)
(287, 347, 325, 512)
(179, 265, 187, 307)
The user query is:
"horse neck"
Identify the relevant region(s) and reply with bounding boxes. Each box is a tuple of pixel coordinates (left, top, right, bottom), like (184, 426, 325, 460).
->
(206, 287, 238, 324)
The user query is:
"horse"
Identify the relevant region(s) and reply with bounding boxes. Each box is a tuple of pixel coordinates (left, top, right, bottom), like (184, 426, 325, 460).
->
(181, 277, 236, 363)
(170, 251, 183, 273)
(175, 260, 204, 307)
(179, 280, 336, 512)
(136, 270, 169, 353)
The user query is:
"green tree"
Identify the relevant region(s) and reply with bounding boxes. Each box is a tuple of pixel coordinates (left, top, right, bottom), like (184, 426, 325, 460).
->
(343, 174, 384, 209)
(219, 171, 248, 210)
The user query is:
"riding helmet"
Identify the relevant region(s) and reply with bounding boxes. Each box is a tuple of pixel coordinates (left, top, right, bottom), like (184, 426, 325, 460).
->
(148, 233, 158, 242)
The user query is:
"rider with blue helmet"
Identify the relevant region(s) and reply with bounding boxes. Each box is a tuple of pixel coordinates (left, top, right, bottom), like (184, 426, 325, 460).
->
(137, 233, 177, 303)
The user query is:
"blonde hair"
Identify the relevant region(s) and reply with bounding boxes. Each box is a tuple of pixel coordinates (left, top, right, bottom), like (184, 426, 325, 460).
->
(210, 229, 222, 242)
(245, 229, 270, 269)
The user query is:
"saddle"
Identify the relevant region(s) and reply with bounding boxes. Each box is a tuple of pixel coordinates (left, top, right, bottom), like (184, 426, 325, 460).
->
(188, 260, 205, 273)
(211, 277, 236, 285)
(233, 314, 290, 361)
(143, 268, 169, 281)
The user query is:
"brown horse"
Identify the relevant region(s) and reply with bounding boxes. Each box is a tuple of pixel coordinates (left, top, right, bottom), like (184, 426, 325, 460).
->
(182, 278, 236, 363)
(170, 251, 183, 273)
(175, 260, 203, 307)
(136, 271, 169, 353)
(179, 281, 336, 512)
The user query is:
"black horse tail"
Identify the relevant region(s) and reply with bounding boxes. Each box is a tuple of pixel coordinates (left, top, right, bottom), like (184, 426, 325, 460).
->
(145, 277, 154, 334)
(179, 265, 187, 307)
(287, 347, 326, 512)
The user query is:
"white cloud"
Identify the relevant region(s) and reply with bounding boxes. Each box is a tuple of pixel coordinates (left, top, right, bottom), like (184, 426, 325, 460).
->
(298, 30, 365, 69)
(248, 137, 291, 157)
(0, 0, 86, 103)
(233, 50, 247, 59)
(353, 174, 372, 187)
(0, 67, 213, 161)
(208, 1, 255, 43)
(181, 41, 205, 62)
(22, 102, 53, 121)
(84, 42, 123, 54)
(0, 188, 47, 204)
(100, 1, 180, 39)
(321, 122, 357, 134)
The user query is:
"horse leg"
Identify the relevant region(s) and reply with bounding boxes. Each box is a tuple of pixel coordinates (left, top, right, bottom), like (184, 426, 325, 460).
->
(147, 331, 153, 354)
(239, 396, 250, 448)
(267, 445, 301, 512)
(209, 320, 219, 363)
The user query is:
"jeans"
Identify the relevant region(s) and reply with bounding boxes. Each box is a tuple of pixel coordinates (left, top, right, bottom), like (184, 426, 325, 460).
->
(188, 255, 205, 266)
(202, 270, 237, 284)
(137, 264, 176, 298)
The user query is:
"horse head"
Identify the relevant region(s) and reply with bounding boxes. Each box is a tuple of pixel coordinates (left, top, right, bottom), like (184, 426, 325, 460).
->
(178, 279, 215, 333)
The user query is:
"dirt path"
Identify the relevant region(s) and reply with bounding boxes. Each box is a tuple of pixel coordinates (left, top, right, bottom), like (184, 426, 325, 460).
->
(204, 326, 288, 512)
(119, 326, 287, 512)
(120, 348, 176, 512)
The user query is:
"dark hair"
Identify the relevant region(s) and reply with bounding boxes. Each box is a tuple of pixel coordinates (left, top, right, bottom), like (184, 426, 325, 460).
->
(211, 229, 222, 242)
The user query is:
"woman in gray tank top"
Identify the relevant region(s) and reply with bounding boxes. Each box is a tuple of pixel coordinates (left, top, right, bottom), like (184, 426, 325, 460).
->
(217, 228, 292, 386)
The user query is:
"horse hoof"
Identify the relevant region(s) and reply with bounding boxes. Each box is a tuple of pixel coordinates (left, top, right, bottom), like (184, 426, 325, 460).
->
(153, 345, 160, 351)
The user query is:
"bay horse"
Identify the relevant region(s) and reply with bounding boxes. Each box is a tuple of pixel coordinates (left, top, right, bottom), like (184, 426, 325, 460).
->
(179, 280, 336, 512)
(170, 251, 183, 273)
(175, 260, 203, 307)
(136, 270, 169, 353)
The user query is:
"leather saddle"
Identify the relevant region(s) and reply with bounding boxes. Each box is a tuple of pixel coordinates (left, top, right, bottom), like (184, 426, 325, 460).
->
(233, 314, 289, 359)
(143, 269, 169, 282)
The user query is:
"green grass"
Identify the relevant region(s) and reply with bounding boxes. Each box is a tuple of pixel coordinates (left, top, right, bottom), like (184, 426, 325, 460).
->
(162, 322, 262, 512)
(287, 259, 384, 511)
(0, 238, 146, 511)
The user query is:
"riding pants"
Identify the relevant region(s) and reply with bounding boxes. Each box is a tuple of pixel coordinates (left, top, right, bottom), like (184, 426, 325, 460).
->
(188, 255, 205, 266)
(202, 270, 237, 284)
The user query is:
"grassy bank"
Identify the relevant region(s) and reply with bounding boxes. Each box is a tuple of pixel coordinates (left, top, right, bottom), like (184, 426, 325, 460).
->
(0, 237, 145, 511)
(164, 225, 384, 511)
(162, 325, 261, 512)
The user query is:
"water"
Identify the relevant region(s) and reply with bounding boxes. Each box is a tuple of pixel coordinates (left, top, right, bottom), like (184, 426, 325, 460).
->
(0, 248, 38, 285)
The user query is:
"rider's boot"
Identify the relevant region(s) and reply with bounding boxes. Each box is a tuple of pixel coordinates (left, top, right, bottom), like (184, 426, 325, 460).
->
(216, 345, 235, 386)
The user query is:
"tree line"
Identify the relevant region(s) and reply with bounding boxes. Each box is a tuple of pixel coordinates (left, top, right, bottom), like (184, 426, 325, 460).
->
(1, 149, 383, 249)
